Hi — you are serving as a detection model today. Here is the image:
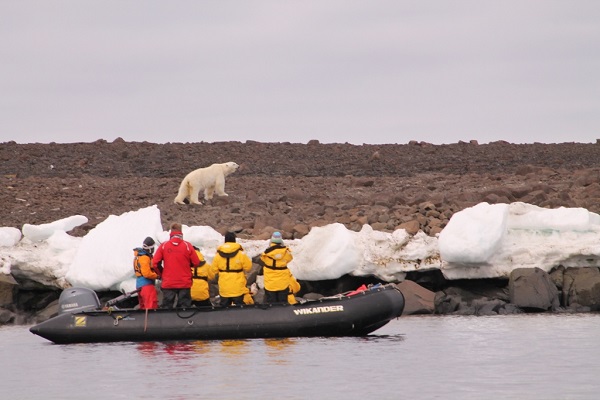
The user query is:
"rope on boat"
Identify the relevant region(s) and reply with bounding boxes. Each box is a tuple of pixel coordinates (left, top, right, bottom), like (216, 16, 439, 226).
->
(175, 308, 200, 319)
(144, 308, 148, 332)
(105, 309, 132, 326)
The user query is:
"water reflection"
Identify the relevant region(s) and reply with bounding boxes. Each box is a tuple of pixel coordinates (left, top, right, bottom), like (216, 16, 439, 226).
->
(264, 338, 297, 365)
(360, 333, 405, 343)
(136, 340, 212, 359)
(134, 336, 299, 366)
(218, 339, 250, 355)
(136, 341, 158, 357)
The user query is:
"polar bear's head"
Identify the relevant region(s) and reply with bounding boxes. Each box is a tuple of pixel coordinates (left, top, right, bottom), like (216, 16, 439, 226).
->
(223, 161, 239, 176)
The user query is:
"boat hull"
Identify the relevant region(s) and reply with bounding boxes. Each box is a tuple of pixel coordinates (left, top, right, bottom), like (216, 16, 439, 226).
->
(30, 284, 405, 344)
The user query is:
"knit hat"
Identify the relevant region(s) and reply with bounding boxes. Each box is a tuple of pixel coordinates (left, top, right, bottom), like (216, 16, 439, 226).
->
(270, 231, 283, 244)
(142, 237, 155, 250)
(224, 232, 237, 243)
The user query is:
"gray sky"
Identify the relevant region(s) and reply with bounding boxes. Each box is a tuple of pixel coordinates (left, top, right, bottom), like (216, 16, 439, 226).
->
(1, 1, 599, 145)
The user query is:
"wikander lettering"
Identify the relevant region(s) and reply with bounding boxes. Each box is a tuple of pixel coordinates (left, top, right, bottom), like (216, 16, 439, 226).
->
(293, 305, 344, 315)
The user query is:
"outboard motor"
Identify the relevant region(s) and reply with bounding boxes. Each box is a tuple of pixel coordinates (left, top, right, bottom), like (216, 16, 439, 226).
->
(58, 287, 101, 315)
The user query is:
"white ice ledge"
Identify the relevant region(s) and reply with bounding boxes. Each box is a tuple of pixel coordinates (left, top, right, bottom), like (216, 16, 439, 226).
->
(2, 202, 600, 292)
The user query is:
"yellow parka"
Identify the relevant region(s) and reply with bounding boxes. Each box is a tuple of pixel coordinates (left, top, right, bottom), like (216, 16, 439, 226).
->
(191, 249, 215, 302)
(243, 287, 255, 305)
(260, 244, 294, 292)
(287, 274, 301, 305)
(210, 242, 252, 298)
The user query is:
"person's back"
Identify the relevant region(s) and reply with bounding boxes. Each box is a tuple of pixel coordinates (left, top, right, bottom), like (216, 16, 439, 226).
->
(210, 232, 252, 306)
(190, 247, 214, 307)
(153, 223, 200, 308)
(133, 237, 159, 309)
(259, 232, 295, 304)
(287, 274, 301, 305)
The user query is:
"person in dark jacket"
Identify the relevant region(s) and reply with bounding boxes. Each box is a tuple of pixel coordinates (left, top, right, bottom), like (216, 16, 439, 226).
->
(153, 223, 200, 308)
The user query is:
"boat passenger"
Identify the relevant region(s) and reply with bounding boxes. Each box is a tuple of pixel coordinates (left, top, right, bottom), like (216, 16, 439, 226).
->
(210, 232, 253, 306)
(133, 236, 159, 309)
(287, 274, 301, 305)
(191, 246, 215, 307)
(259, 231, 299, 304)
(153, 222, 200, 308)
(243, 287, 255, 305)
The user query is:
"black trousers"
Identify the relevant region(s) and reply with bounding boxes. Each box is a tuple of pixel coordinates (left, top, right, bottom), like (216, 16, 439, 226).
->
(192, 299, 212, 307)
(264, 289, 289, 304)
(161, 288, 192, 308)
(219, 295, 244, 307)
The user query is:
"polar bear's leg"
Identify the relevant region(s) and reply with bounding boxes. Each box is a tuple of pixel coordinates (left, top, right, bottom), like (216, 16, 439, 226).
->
(174, 179, 190, 204)
(214, 174, 228, 197)
(204, 185, 215, 200)
(189, 184, 203, 205)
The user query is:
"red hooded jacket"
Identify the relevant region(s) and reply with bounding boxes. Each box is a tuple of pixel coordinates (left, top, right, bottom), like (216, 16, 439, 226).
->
(153, 231, 200, 289)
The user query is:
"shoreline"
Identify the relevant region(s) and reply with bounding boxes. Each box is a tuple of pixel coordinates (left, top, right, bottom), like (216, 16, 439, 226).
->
(2, 140, 600, 324)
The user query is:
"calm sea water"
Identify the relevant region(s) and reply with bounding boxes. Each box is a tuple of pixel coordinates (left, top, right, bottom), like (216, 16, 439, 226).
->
(2, 314, 599, 400)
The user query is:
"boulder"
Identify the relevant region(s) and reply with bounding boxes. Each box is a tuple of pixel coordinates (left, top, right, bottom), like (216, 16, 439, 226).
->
(31, 300, 59, 324)
(0, 273, 17, 307)
(292, 223, 310, 238)
(509, 267, 559, 311)
(434, 290, 460, 314)
(396, 220, 420, 235)
(563, 267, 600, 311)
(434, 284, 512, 315)
(471, 298, 508, 316)
(396, 280, 435, 315)
(0, 308, 15, 325)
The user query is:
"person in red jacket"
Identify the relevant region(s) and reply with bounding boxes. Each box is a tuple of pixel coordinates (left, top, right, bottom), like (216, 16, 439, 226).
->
(153, 222, 200, 308)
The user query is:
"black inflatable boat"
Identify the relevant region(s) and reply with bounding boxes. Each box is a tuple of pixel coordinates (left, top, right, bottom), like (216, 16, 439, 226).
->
(30, 284, 405, 344)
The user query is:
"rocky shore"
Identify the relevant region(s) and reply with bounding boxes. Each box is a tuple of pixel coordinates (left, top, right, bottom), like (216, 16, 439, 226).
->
(2, 139, 600, 324)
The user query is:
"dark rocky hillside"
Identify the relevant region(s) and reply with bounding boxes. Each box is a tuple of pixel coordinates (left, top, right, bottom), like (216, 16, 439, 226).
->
(2, 139, 600, 240)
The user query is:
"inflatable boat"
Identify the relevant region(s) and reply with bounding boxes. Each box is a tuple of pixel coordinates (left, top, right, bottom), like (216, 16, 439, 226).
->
(30, 284, 405, 344)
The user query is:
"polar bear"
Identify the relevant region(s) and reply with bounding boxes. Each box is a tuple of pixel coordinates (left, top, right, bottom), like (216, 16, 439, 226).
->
(174, 162, 239, 205)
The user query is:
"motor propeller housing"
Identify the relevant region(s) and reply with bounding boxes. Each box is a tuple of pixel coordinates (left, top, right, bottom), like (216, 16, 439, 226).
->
(58, 287, 101, 315)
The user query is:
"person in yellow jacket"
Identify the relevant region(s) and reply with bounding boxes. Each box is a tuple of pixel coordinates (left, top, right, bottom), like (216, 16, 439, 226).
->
(287, 274, 301, 305)
(243, 286, 255, 305)
(191, 246, 215, 307)
(210, 232, 253, 307)
(259, 231, 298, 304)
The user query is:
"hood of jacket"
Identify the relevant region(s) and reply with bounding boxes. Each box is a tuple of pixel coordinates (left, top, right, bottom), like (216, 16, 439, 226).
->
(217, 242, 242, 255)
(169, 230, 183, 239)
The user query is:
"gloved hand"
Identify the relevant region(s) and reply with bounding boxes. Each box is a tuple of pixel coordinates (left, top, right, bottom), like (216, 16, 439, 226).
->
(249, 282, 258, 295)
(256, 275, 264, 290)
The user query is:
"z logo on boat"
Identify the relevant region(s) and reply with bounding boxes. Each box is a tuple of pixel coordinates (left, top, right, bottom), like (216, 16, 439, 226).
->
(74, 316, 87, 327)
